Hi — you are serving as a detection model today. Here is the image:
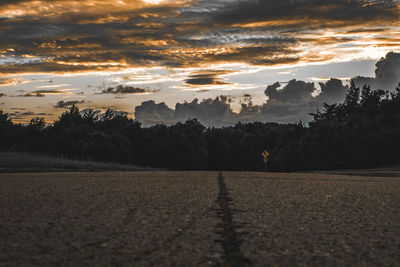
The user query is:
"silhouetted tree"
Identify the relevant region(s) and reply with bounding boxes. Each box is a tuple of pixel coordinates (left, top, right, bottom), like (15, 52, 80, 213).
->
(0, 111, 13, 151)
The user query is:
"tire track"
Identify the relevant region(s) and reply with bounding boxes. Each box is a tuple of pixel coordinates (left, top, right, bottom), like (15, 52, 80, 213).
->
(214, 173, 252, 266)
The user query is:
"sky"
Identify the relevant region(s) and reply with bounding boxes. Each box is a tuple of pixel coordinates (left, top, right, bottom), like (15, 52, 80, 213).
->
(0, 0, 399, 125)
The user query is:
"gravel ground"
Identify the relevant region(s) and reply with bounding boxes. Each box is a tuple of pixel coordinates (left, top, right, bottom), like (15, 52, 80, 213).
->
(223, 172, 400, 266)
(1, 171, 399, 266)
(0, 172, 221, 266)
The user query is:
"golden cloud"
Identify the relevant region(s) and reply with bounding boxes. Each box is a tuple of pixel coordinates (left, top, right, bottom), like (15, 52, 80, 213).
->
(0, 0, 398, 76)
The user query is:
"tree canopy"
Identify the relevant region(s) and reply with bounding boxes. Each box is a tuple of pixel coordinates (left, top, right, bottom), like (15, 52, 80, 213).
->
(1, 83, 400, 171)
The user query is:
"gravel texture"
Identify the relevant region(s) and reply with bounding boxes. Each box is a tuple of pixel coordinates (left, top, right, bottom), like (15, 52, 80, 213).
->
(223, 172, 400, 266)
(1, 171, 399, 266)
(0, 172, 220, 266)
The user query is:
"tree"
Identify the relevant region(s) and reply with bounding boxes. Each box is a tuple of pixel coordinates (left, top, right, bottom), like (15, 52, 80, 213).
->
(0, 111, 13, 151)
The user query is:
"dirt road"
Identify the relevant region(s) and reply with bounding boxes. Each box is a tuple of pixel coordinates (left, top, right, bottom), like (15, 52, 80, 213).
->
(0, 172, 399, 266)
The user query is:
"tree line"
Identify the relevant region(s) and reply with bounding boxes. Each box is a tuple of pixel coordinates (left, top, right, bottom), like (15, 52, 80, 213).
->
(1, 82, 400, 171)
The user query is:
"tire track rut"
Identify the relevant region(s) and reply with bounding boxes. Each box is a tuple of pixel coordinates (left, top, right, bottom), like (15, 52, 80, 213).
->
(214, 173, 252, 266)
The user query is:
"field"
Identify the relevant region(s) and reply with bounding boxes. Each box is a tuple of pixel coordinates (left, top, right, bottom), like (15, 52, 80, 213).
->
(0, 152, 150, 172)
(1, 171, 399, 266)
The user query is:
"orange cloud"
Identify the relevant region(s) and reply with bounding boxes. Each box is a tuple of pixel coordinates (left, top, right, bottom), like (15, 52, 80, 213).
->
(0, 0, 398, 76)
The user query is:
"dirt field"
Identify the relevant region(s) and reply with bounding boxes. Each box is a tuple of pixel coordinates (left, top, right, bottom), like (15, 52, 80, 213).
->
(0, 171, 399, 266)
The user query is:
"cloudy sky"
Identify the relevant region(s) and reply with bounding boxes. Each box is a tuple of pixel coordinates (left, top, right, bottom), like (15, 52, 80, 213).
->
(0, 0, 399, 124)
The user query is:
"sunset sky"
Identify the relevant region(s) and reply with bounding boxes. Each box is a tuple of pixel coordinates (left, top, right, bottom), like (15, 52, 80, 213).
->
(0, 0, 399, 124)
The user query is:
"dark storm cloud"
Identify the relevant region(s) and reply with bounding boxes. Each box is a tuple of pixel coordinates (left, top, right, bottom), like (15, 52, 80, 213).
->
(54, 100, 85, 109)
(0, 0, 398, 74)
(352, 52, 400, 90)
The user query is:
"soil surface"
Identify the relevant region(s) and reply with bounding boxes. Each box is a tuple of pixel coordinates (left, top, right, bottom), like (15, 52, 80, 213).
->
(1, 171, 399, 266)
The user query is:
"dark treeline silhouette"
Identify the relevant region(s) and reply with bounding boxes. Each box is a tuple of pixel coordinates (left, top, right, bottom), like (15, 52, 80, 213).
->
(1, 82, 400, 171)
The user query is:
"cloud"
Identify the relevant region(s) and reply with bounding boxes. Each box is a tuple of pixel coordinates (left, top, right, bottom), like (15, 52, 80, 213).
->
(134, 100, 174, 124)
(99, 85, 156, 94)
(20, 111, 35, 116)
(23, 92, 45, 97)
(0, 78, 26, 87)
(134, 96, 233, 126)
(352, 52, 400, 90)
(55, 100, 85, 108)
(0, 93, 6, 97)
(184, 70, 232, 86)
(0, 0, 30, 7)
(257, 79, 317, 122)
(23, 88, 77, 97)
(265, 79, 315, 103)
(134, 78, 351, 125)
(36, 84, 70, 89)
(0, 79, 13, 86)
(0, 0, 398, 75)
(0, 2, 399, 125)
(7, 110, 37, 121)
(258, 78, 349, 122)
(6, 109, 53, 121)
(213, 0, 399, 26)
(316, 78, 348, 104)
(175, 96, 233, 123)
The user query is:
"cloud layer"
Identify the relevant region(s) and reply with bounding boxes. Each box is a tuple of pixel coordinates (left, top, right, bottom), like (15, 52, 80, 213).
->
(134, 52, 400, 125)
(0, 0, 399, 75)
(98, 85, 156, 95)
(134, 77, 351, 126)
(1, 1, 400, 124)
(55, 100, 85, 109)
(352, 52, 400, 90)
